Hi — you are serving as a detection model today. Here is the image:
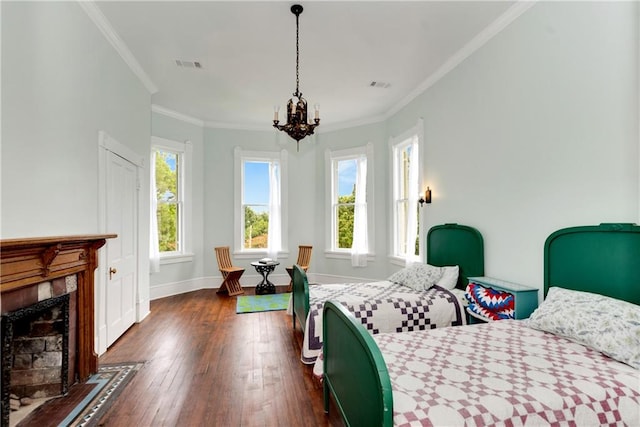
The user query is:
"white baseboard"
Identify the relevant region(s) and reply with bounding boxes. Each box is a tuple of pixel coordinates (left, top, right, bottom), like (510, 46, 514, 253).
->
(148, 272, 377, 301)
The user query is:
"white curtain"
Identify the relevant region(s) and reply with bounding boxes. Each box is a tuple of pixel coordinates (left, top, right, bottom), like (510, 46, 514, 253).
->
(267, 162, 281, 260)
(405, 139, 420, 266)
(149, 151, 160, 273)
(351, 156, 368, 267)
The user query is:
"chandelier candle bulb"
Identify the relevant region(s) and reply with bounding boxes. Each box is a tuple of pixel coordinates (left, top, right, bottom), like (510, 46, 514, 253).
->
(314, 104, 320, 120)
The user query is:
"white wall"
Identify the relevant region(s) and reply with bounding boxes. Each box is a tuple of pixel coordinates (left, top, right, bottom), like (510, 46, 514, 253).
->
(201, 127, 318, 288)
(3, 1, 636, 303)
(151, 1, 638, 296)
(1, 1, 152, 352)
(386, 1, 639, 290)
(1, 2, 151, 237)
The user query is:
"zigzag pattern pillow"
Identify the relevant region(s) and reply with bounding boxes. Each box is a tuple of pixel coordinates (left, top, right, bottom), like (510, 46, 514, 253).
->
(465, 283, 514, 321)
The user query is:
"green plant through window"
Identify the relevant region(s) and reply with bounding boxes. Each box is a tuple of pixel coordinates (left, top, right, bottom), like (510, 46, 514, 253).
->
(155, 150, 180, 252)
(334, 158, 358, 249)
(243, 161, 270, 249)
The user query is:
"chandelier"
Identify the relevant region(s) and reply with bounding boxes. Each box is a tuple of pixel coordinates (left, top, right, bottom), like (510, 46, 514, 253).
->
(273, 4, 320, 151)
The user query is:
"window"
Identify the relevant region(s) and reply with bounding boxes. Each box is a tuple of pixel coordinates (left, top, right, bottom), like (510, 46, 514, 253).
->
(325, 143, 374, 259)
(243, 161, 272, 250)
(151, 137, 193, 266)
(155, 149, 181, 252)
(234, 148, 288, 257)
(391, 121, 423, 263)
(333, 158, 357, 250)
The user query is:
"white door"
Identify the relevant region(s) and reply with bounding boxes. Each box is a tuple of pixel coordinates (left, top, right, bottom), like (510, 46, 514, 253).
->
(105, 150, 138, 346)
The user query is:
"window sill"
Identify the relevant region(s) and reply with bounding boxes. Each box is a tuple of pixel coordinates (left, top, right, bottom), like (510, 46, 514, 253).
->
(388, 256, 407, 267)
(324, 250, 376, 261)
(160, 252, 194, 265)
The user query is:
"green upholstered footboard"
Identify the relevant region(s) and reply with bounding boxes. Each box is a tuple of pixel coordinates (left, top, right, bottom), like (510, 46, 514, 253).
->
(292, 265, 310, 331)
(323, 300, 393, 427)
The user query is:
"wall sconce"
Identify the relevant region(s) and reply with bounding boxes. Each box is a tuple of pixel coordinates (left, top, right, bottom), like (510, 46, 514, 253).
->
(419, 187, 432, 206)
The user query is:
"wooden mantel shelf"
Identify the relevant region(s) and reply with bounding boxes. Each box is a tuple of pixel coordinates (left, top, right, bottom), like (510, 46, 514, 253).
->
(1, 234, 116, 293)
(1, 234, 116, 382)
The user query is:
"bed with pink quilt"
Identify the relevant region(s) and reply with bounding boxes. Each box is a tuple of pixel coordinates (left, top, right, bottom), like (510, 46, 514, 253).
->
(291, 223, 484, 365)
(322, 223, 640, 426)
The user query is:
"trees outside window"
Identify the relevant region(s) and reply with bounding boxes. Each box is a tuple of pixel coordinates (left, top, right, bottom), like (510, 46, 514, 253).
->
(155, 149, 181, 252)
(151, 137, 192, 267)
(326, 144, 373, 256)
(243, 161, 270, 249)
(234, 148, 288, 256)
(334, 159, 357, 249)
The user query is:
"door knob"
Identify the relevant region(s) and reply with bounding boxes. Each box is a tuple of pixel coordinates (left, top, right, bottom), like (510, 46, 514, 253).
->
(109, 267, 117, 279)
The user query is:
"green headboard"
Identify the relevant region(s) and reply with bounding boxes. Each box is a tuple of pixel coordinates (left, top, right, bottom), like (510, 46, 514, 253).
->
(544, 223, 640, 304)
(427, 223, 484, 290)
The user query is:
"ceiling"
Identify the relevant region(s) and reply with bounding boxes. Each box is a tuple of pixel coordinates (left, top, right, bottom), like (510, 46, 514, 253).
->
(94, 1, 517, 130)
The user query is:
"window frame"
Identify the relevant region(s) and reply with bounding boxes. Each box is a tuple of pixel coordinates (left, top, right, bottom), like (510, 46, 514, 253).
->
(151, 136, 193, 265)
(325, 143, 375, 259)
(233, 147, 289, 258)
(389, 120, 424, 266)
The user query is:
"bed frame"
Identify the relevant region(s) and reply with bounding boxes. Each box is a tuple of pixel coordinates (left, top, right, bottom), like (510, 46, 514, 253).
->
(323, 222, 640, 426)
(291, 223, 484, 332)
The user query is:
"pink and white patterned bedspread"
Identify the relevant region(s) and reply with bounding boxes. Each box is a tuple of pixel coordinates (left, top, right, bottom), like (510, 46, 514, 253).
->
(374, 320, 640, 426)
(302, 281, 465, 364)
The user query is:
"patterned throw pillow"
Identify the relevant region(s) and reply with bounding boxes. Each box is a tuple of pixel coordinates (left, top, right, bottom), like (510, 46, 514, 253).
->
(465, 283, 514, 320)
(526, 287, 640, 369)
(388, 263, 443, 291)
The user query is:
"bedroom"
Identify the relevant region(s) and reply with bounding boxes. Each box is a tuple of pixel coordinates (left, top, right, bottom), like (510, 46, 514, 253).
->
(1, 0, 638, 424)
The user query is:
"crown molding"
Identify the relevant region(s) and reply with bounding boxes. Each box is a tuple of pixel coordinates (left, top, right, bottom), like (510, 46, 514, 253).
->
(90, 0, 535, 133)
(386, 0, 536, 119)
(152, 105, 204, 127)
(318, 114, 387, 134)
(78, 0, 158, 95)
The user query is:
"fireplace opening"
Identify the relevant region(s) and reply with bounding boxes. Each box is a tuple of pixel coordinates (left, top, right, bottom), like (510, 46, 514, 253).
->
(1, 293, 70, 426)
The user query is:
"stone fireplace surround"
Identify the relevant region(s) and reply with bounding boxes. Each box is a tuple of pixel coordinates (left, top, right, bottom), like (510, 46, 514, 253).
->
(0, 235, 114, 427)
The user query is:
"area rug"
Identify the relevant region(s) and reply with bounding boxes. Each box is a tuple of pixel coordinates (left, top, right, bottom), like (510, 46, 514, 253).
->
(236, 293, 291, 314)
(18, 362, 143, 427)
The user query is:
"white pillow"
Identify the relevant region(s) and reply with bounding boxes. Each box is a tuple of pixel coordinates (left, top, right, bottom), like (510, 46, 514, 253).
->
(388, 263, 443, 291)
(435, 265, 459, 290)
(526, 287, 640, 369)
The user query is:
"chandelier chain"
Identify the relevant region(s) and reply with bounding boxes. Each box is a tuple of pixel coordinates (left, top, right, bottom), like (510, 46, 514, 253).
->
(295, 12, 300, 96)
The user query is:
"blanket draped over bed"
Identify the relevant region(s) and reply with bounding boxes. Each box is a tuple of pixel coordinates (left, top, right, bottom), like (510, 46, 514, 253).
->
(375, 319, 639, 426)
(302, 281, 465, 364)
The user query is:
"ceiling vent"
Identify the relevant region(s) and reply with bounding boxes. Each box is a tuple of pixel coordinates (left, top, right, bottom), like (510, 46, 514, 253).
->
(175, 60, 202, 69)
(369, 81, 391, 89)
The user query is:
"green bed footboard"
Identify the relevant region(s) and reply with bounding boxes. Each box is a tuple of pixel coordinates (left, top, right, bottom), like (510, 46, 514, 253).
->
(323, 300, 393, 427)
(292, 265, 310, 331)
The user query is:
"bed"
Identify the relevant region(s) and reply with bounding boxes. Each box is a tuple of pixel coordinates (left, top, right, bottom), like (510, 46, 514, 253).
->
(291, 223, 484, 364)
(322, 223, 640, 426)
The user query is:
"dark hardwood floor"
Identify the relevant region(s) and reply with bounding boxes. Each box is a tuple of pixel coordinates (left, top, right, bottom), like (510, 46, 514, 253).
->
(97, 287, 344, 426)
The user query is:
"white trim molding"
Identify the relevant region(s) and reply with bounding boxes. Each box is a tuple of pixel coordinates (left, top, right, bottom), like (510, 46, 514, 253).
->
(152, 104, 204, 127)
(386, 0, 537, 119)
(78, 0, 157, 94)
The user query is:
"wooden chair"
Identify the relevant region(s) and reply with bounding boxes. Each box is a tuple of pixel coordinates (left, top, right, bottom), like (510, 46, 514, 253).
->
(286, 245, 313, 292)
(214, 246, 245, 296)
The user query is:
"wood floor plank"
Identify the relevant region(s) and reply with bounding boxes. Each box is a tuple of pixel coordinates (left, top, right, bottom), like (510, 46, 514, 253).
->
(97, 288, 343, 426)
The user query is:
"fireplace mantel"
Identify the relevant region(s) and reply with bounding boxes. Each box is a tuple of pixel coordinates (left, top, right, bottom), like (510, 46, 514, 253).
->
(1, 234, 116, 381)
